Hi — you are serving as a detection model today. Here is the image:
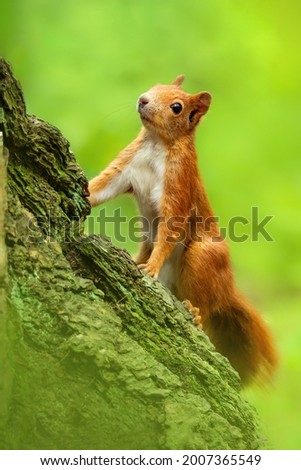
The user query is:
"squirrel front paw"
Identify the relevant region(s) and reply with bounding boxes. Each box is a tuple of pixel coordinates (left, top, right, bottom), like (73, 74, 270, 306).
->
(138, 262, 160, 279)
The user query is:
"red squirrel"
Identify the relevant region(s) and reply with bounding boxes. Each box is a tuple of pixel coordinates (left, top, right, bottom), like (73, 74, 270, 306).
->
(88, 75, 277, 384)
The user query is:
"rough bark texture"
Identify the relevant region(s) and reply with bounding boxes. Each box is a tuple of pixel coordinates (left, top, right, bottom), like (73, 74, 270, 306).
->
(0, 58, 263, 450)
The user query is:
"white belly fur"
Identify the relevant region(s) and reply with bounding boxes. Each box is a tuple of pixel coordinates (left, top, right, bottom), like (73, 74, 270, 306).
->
(127, 137, 183, 294)
(158, 243, 184, 295)
(128, 138, 166, 241)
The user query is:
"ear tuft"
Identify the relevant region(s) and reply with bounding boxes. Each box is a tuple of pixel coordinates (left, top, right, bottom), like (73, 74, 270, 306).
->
(172, 75, 185, 87)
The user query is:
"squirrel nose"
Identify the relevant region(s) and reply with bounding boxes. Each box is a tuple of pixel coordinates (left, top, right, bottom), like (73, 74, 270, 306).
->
(138, 95, 149, 111)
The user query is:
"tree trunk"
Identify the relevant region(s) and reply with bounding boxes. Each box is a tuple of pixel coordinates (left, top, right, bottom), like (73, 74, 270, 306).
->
(0, 58, 262, 450)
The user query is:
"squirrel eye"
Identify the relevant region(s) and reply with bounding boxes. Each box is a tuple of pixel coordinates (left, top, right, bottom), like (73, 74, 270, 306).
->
(170, 102, 183, 115)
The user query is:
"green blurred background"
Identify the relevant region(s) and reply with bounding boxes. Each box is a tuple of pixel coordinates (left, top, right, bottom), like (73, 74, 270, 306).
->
(1, 0, 300, 449)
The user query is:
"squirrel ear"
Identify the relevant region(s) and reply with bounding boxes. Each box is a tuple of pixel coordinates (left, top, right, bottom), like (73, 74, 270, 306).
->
(172, 75, 185, 87)
(189, 92, 212, 126)
(196, 92, 212, 114)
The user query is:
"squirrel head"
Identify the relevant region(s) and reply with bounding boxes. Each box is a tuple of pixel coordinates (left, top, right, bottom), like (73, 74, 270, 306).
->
(137, 76, 211, 143)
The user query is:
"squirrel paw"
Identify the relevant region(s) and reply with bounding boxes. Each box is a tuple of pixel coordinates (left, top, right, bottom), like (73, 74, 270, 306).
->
(183, 300, 203, 328)
(138, 262, 160, 279)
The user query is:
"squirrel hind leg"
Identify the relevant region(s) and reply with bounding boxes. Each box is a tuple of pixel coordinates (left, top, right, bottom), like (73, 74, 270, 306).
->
(183, 300, 203, 328)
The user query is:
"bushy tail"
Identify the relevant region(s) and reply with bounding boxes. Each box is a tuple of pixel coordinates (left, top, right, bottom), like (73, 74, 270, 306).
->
(204, 295, 278, 385)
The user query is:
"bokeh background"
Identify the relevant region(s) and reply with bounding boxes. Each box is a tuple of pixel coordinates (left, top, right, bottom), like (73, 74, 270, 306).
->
(1, 0, 300, 449)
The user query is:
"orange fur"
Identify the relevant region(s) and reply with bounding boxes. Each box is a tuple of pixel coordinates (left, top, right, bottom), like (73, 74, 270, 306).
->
(88, 76, 278, 385)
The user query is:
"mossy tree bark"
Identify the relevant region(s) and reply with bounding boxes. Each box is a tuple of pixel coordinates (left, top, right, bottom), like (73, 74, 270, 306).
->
(0, 58, 262, 450)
